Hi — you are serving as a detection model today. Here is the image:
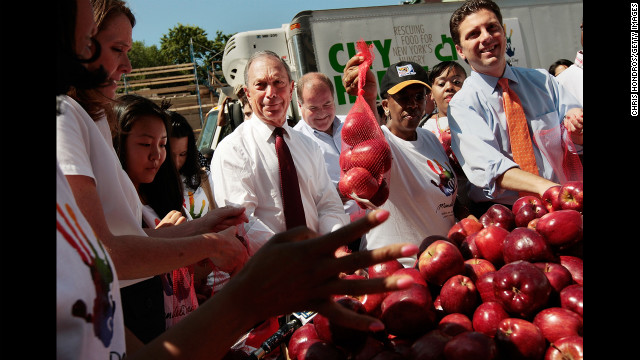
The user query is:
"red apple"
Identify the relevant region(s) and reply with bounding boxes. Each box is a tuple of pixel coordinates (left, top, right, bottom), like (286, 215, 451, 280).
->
(533, 307, 583, 343)
(512, 195, 546, 216)
(534, 262, 574, 294)
(460, 232, 482, 260)
(559, 256, 583, 286)
(558, 181, 583, 213)
(476, 271, 498, 303)
(350, 138, 392, 179)
(527, 217, 540, 230)
(544, 335, 583, 360)
(536, 210, 583, 249)
(388, 337, 414, 359)
(479, 204, 515, 231)
(443, 331, 498, 360)
(418, 240, 466, 286)
(288, 323, 321, 360)
(297, 340, 347, 360)
(339, 148, 353, 172)
(464, 258, 496, 282)
(502, 227, 556, 264)
(541, 185, 562, 213)
(439, 275, 478, 316)
(393, 267, 428, 287)
(408, 329, 452, 360)
(493, 260, 552, 318)
(368, 259, 404, 279)
(474, 225, 510, 267)
(342, 114, 375, 146)
(559, 284, 583, 318)
(339, 167, 379, 200)
(416, 235, 452, 261)
(472, 301, 510, 338)
(447, 217, 484, 247)
(341, 274, 386, 316)
(495, 318, 546, 360)
(438, 312, 473, 337)
(368, 178, 390, 207)
(380, 283, 437, 337)
(514, 203, 537, 228)
(313, 296, 368, 350)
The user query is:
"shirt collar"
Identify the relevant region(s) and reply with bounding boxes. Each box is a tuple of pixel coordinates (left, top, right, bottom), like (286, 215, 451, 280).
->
(470, 64, 518, 94)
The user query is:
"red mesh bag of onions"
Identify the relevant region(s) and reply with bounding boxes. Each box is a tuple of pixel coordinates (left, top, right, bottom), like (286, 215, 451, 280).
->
(338, 39, 392, 209)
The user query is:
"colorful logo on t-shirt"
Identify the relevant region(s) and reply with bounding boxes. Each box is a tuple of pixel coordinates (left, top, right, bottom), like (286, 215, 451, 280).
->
(57, 203, 116, 347)
(427, 159, 456, 196)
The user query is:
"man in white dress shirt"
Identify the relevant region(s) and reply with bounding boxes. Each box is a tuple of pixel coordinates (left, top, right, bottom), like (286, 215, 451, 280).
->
(210, 51, 349, 255)
(293, 72, 366, 223)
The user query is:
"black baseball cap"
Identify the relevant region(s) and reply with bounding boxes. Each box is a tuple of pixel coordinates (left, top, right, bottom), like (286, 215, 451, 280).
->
(380, 61, 430, 98)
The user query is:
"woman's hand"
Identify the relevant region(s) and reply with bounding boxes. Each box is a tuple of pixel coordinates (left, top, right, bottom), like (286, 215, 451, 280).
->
(154, 210, 187, 228)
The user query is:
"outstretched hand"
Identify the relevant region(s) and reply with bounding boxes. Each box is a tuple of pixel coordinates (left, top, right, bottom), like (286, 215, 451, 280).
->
(222, 209, 419, 332)
(564, 107, 583, 145)
(198, 205, 249, 233)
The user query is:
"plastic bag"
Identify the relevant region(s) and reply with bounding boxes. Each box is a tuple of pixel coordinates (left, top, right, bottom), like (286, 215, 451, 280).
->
(339, 39, 393, 209)
(533, 124, 582, 183)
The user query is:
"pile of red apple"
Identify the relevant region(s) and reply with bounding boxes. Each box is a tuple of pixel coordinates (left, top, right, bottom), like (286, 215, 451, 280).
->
(287, 181, 583, 360)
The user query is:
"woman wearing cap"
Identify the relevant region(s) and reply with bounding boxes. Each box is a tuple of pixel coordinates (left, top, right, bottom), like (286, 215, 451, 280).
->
(343, 57, 461, 268)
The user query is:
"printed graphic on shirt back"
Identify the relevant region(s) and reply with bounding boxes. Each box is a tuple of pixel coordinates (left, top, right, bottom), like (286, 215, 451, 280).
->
(427, 158, 456, 196)
(57, 203, 117, 347)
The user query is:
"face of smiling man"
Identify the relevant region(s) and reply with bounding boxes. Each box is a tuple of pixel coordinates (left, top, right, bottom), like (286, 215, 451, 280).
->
(245, 54, 294, 127)
(454, 8, 507, 78)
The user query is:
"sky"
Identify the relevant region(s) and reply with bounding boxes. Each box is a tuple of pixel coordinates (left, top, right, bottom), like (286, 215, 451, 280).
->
(126, 0, 405, 47)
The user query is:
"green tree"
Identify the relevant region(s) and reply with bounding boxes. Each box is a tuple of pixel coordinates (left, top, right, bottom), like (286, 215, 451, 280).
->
(128, 40, 169, 69)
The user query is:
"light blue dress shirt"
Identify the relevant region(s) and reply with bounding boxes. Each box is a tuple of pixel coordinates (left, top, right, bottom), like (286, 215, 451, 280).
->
(447, 65, 582, 205)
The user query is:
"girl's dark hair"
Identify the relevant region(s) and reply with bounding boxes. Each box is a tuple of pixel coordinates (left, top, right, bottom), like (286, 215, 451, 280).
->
(548, 59, 574, 76)
(113, 94, 184, 219)
(56, 0, 107, 105)
(450, 0, 503, 47)
(427, 61, 468, 85)
(167, 111, 205, 191)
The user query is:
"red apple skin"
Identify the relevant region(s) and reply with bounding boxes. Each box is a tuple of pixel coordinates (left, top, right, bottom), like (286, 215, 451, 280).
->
(288, 323, 321, 360)
(342, 114, 375, 147)
(476, 271, 498, 303)
(341, 274, 386, 316)
(536, 210, 583, 249)
(447, 217, 484, 247)
(527, 217, 540, 230)
(495, 318, 546, 360)
(479, 204, 516, 231)
(460, 232, 482, 260)
(558, 181, 583, 213)
(512, 195, 546, 216)
(443, 331, 498, 360)
(350, 138, 392, 179)
(534, 262, 574, 294)
(418, 240, 466, 286)
(368, 259, 404, 279)
(313, 296, 368, 350)
(438, 312, 473, 337)
(542, 185, 563, 213)
(515, 203, 538, 228)
(380, 283, 437, 337)
(393, 267, 428, 287)
(408, 329, 453, 360)
(439, 275, 478, 316)
(559, 284, 583, 318)
(339, 147, 353, 173)
(472, 301, 510, 338)
(502, 227, 556, 264)
(339, 167, 379, 200)
(351, 335, 387, 360)
(474, 225, 510, 267)
(544, 335, 583, 360)
(416, 235, 452, 260)
(559, 256, 583, 286)
(298, 340, 347, 360)
(370, 350, 404, 360)
(533, 307, 583, 343)
(493, 260, 552, 318)
(464, 258, 496, 283)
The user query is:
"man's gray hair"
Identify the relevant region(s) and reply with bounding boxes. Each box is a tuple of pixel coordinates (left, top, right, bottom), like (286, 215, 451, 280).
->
(244, 50, 293, 86)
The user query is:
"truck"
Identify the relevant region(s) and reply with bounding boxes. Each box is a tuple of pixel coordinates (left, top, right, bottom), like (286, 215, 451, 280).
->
(199, 0, 582, 150)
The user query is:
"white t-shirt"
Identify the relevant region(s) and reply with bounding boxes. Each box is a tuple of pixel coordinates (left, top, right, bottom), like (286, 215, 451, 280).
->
(57, 161, 126, 359)
(210, 115, 349, 255)
(56, 95, 148, 287)
(361, 126, 457, 267)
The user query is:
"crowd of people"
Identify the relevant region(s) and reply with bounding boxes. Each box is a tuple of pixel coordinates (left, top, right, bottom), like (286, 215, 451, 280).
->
(57, 0, 583, 358)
